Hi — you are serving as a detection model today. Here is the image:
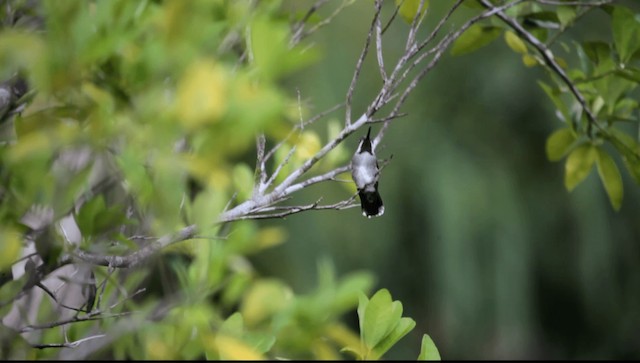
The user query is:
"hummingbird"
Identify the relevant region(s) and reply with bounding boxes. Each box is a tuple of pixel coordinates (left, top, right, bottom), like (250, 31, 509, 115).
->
(351, 126, 384, 218)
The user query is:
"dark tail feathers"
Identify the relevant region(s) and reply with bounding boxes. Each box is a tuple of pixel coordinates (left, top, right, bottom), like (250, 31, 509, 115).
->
(358, 190, 384, 218)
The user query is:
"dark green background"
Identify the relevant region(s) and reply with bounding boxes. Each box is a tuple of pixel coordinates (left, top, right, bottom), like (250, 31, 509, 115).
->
(254, 1, 640, 360)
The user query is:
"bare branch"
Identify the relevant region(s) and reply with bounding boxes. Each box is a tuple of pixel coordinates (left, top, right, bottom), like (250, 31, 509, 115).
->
(264, 145, 297, 192)
(262, 102, 345, 168)
(291, 0, 330, 46)
(291, 0, 354, 47)
(478, 0, 601, 136)
(283, 164, 351, 195)
(69, 225, 197, 269)
(405, 0, 428, 53)
(253, 133, 267, 197)
(31, 334, 106, 349)
(19, 312, 133, 333)
(345, 3, 381, 126)
(374, 0, 387, 82)
(375, 1, 525, 147)
(381, 0, 402, 35)
(230, 196, 358, 221)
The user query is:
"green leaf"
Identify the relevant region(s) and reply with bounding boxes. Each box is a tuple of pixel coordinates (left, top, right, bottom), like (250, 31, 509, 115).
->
(369, 317, 416, 360)
(606, 128, 640, 184)
(546, 128, 576, 162)
(76, 195, 106, 236)
(612, 5, 640, 63)
(556, 6, 576, 27)
(250, 17, 319, 80)
(357, 292, 369, 339)
(450, 25, 502, 56)
(232, 163, 255, 201)
(395, 0, 429, 24)
(504, 31, 528, 54)
(538, 81, 570, 123)
(0, 227, 22, 271)
(564, 144, 597, 191)
(595, 147, 623, 211)
(362, 289, 398, 349)
(220, 312, 244, 337)
(418, 334, 441, 361)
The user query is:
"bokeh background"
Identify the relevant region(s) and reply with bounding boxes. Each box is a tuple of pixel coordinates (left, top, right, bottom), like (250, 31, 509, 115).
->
(253, 1, 640, 360)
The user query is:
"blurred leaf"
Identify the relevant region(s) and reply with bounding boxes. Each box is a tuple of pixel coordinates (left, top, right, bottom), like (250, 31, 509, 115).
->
(595, 147, 623, 211)
(564, 143, 597, 191)
(504, 31, 528, 54)
(76, 195, 106, 237)
(0, 31, 45, 81)
(557, 6, 577, 27)
(581, 41, 615, 72)
(451, 25, 502, 56)
(333, 271, 375, 313)
(256, 226, 288, 250)
(312, 339, 341, 360)
(538, 81, 570, 123)
(295, 130, 322, 160)
(213, 335, 265, 360)
(418, 334, 441, 361)
(522, 54, 539, 67)
(326, 323, 362, 356)
(221, 272, 252, 308)
(220, 312, 244, 337)
(395, 0, 429, 24)
(0, 227, 22, 270)
(250, 17, 319, 80)
(612, 5, 640, 63)
(232, 163, 255, 201)
(190, 187, 227, 234)
(176, 59, 228, 129)
(241, 279, 291, 326)
(546, 127, 576, 161)
(606, 128, 640, 184)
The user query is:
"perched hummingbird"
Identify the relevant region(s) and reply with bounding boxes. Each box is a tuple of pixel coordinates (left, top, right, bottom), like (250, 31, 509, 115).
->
(351, 126, 384, 218)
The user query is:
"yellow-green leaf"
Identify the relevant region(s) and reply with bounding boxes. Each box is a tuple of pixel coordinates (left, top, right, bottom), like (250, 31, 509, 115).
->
(596, 147, 623, 211)
(241, 279, 291, 326)
(0, 227, 21, 270)
(295, 131, 322, 160)
(175, 59, 228, 129)
(395, 0, 429, 24)
(564, 144, 597, 191)
(450, 25, 501, 56)
(504, 31, 528, 54)
(214, 335, 265, 360)
(418, 334, 441, 361)
(546, 128, 576, 161)
(522, 54, 539, 67)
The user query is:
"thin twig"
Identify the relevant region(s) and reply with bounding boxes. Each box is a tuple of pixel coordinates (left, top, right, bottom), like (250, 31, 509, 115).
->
(291, 0, 330, 46)
(31, 334, 106, 349)
(478, 0, 601, 136)
(253, 134, 267, 197)
(374, 0, 387, 82)
(283, 164, 351, 195)
(19, 312, 133, 333)
(345, 3, 381, 126)
(294, 0, 355, 47)
(69, 225, 197, 269)
(382, 0, 403, 35)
